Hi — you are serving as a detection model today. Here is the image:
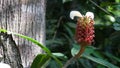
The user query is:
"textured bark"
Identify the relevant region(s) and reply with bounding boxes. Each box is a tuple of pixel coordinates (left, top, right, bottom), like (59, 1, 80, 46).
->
(0, 0, 46, 68)
(0, 33, 23, 68)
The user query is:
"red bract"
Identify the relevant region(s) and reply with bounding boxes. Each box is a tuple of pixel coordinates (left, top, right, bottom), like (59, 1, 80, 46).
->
(75, 16, 94, 45)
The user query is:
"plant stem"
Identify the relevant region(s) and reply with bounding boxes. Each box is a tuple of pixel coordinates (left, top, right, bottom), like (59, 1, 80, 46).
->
(62, 56, 76, 68)
(62, 45, 86, 68)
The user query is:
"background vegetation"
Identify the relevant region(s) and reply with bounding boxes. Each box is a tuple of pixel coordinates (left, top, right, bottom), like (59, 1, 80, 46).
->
(46, 0, 120, 68)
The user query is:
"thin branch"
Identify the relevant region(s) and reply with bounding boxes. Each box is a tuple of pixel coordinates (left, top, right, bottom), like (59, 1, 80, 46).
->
(89, 0, 111, 15)
(52, 16, 64, 40)
(62, 56, 76, 68)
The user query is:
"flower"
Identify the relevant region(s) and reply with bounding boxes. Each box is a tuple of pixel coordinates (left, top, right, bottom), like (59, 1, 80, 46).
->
(70, 11, 95, 45)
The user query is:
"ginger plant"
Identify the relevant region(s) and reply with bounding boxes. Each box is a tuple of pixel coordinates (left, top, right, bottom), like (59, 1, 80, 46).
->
(63, 11, 95, 68)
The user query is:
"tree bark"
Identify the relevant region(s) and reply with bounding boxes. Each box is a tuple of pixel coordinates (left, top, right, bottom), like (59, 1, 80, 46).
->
(0, 33, 23, 68)
(0, 0, 46, 68)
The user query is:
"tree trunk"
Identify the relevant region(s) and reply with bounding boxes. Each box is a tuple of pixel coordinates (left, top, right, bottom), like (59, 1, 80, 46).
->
(0, 0, 46, 68)
(0, 33, 23, 68)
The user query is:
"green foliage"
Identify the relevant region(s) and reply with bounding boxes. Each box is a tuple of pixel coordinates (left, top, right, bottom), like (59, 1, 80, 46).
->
(71, 44, 119, 68)
(0, 0, 120, 68)
(31, 54, 50, 68)
(15, 32, 51, 55)
(0, 29, 63, 68)
(46, 0, 120, 68)
(84, 56, 119, 68)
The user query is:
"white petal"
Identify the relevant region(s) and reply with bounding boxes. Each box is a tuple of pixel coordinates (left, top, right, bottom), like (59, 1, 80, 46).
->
(0, 63, 11, 68)
(85, 12, 94, 19)
(70, 11, 82, 20)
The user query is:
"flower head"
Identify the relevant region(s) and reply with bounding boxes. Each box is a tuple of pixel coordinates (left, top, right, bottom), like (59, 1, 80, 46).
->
(70, 11, 95, 45)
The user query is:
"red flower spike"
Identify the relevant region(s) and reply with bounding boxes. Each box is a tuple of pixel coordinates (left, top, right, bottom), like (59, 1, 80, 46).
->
(69, 11, 95, 58)
(75, 16, 94, 45)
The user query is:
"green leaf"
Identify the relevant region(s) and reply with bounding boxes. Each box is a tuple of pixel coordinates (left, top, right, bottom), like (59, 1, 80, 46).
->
(14, 33, 52, 55)
(83, 46, 95, 55)
(83, 55, 119, 68)
(71, 44, 119, 68)
(46, 39, 64, 45)
(71, 44, 94, 56)
(71, 44, 80, 56)
(105, 52, 120, 63)
(47, 59, 60, 68)
(115, 0, 120, 3)
(0, 29, 51, 55)
(0, 29, 7, 33)
(52, 53, 66, 57)
(66, 22, 76, 28)
(0, 29, 63, 67)
(100, 2, 115, 7)
(62, 0, 72, 3)
(92, 51, 104, 59)
(14, 33, 63, 67)
(17, 34, 62, 67)
(52, 53, 67, 60)
(51, 55, 63, 67)
(17, 34, 63, 67)
(64, 24, 74, 39)
(31, 54, 50, 68)
(113, 23, 120, 30)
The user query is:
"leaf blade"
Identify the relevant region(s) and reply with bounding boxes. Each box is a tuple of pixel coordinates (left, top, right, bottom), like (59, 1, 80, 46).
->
(31, 54, 50, 68)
